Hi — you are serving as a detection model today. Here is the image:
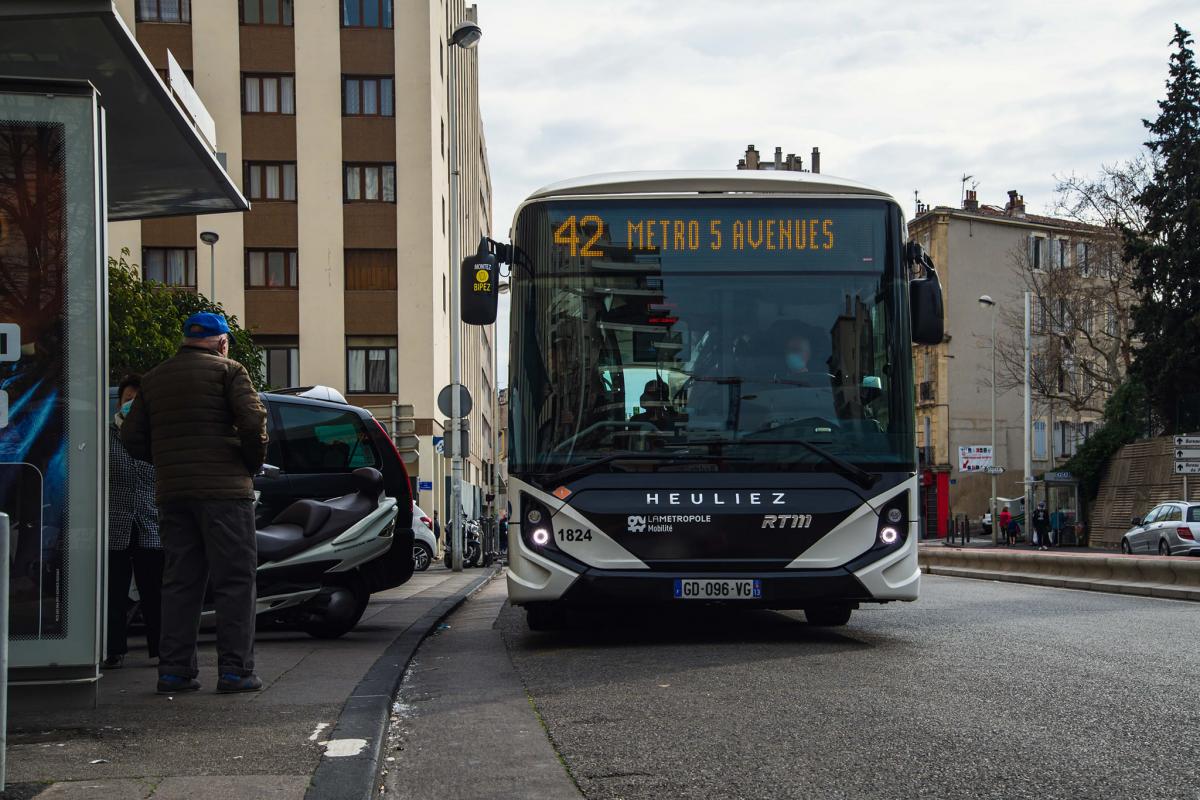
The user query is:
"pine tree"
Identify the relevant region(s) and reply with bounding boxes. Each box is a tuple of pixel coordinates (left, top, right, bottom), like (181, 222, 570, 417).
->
(1125, 24, 1200, 432)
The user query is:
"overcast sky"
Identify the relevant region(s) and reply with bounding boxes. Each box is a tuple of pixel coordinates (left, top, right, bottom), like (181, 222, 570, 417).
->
(476, 0, 1196, 384)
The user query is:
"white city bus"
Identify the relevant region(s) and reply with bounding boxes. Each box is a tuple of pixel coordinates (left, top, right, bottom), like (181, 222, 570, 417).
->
(497, 171, 943, 629)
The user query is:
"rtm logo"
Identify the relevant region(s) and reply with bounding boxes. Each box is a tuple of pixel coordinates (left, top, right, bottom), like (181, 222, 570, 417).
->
(627, 515, 647, 533)
(762, 514, 814, 529)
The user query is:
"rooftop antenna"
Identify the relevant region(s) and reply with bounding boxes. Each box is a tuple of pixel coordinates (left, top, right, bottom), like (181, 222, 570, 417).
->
(960, 173, 974, 206)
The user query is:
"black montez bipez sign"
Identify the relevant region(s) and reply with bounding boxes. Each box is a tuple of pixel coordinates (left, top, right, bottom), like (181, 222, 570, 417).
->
(460, 252, 498, 325)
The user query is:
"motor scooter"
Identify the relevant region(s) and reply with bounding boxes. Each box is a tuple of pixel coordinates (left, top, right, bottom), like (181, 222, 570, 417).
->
(442, 517, 482, 568)
(200, 466, 407, 638)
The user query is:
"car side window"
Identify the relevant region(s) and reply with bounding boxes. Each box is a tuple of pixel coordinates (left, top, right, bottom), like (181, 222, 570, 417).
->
(1142, 507, 1162, 525)
(276, 402, 381, 473)
(1162, 506, 1183, 523)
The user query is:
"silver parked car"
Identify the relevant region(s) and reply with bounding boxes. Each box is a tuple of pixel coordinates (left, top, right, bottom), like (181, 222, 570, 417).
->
(1121, 502, 1200, 556)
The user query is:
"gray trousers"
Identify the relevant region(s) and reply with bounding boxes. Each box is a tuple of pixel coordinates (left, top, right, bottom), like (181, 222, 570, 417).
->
(158, 499, 257, 679)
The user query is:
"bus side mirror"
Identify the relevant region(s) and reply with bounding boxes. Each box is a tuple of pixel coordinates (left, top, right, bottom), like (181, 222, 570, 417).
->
(908, 243, 944, 345)
(461, 251, 499, 325)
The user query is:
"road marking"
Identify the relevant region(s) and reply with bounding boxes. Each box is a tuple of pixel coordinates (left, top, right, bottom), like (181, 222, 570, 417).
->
(320, 738, 368, 757)
(308, 722, 329, 742)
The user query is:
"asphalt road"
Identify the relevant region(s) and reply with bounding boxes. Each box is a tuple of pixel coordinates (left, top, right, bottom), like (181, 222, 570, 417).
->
(496, 575, 1200, 800)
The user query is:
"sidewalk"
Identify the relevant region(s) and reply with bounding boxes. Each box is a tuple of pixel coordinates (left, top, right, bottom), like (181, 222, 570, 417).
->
(3, 565, 495, 800)
(385, 576, 581, 799)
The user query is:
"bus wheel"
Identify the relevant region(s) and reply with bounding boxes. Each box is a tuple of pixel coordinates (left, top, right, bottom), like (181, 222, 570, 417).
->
(804, 605, 852, 627)
(525, 603, 567, 631)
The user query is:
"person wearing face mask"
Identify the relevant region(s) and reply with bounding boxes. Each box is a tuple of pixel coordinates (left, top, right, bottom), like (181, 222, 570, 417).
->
(122, 313, 268, 695)
(629, 378, 684, 430)
(105, 374, 164, 670)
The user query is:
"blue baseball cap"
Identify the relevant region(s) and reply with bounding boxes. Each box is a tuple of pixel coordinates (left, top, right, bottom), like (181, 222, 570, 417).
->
(183, 312, 230, 338)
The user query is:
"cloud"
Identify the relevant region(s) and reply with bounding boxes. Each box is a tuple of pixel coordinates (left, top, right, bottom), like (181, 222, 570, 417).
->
(477, 0, 1197, 382)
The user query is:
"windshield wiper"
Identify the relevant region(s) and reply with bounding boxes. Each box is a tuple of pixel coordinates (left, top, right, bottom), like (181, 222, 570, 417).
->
(714, 438, 879, 490)
(536, 450, 748, 488)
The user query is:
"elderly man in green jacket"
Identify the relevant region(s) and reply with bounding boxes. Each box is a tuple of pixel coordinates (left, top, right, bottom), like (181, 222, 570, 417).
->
(122, 312, 268, 695)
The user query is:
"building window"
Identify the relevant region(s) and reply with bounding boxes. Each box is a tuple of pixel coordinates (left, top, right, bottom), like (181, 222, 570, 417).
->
(1029, 236, 1044, 270)
(243, 74, 295, 115)
(242, 0, 293, 25)
(1056, 239, 1069, 270)
(342, 76, 394, 117)
(142, 247, 197, 288)
(345, 249, 398, 290)
(1033, 420, 1047, 461)
(1076, 241, 1090, 276)
(245, 162, 297, 201)
(344, 163, 396, 203)
(137, 0, 191, 23)
(342, 0, 393, 28)
(347, 337, 398, 394)
(259, 340, 299, 389)
(246, 249, 298, 288)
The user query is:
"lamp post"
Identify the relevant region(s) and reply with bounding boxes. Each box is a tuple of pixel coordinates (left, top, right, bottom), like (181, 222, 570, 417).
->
(979, 294, 998, 544)
(446, 18, 482, 572)
(200, 230, 219, 300)
(493, 281, 509, 553)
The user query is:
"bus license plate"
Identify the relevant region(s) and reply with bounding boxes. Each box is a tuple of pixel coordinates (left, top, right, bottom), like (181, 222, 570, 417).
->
(673, 579, 761, 600)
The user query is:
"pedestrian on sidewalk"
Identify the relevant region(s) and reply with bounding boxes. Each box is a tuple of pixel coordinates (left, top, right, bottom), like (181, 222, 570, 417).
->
(498, 511, 508, 555)
(122, 313, 269, 695)
(105, 374, 164, 670)
(1032, 502, 1051, 550)
(999, 506, 1016, 546)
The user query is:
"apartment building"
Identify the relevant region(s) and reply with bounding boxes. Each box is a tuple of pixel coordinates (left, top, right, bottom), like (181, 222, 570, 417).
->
(910, 189, 1132, 535)
(109, 0, 496, 520)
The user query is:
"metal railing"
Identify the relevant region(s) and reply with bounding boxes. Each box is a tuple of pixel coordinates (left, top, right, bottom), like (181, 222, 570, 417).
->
(1, 512, 9, 790)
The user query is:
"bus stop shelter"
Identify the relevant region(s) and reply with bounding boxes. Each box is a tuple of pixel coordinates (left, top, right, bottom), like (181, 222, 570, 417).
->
(0, 0, 248, 715)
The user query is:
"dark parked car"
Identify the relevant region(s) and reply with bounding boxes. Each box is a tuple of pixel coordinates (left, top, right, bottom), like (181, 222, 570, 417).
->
(254, 386, 416, 591)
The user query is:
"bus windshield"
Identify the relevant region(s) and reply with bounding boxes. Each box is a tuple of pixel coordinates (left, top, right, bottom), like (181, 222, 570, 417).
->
(508, 197, 914, 479)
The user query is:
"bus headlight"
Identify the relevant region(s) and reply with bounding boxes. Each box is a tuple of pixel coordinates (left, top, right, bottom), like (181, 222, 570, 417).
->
(874, 491, 910, 550)
(520, 493, 557, 552)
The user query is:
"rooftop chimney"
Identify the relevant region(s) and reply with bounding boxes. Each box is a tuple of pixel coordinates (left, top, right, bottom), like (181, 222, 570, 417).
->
(1005, 189, 1025, 217)
(963, 189, 979, 211)
(744, 145, 760, 170)
(811, 147, 821, 174)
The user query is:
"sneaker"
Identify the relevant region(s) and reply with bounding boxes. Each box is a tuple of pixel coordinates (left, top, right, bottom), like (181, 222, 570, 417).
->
(216, 673, 263, 693)
(157, 674, 201, 694)
(102, 654, 125, 670)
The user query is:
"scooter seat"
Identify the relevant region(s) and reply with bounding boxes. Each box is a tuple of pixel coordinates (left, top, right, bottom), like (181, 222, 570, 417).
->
(271, 499, 332, 538)
(256, 523, 309, 563)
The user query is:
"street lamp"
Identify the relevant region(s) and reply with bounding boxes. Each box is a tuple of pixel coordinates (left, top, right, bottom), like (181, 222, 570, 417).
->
(446, 17, 482, 571)
(978, 294, 998, 544)
(200, 230, 219, 300)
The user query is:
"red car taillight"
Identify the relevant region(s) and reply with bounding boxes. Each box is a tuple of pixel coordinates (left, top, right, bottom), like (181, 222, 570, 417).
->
(1177, 527, 1195, 540)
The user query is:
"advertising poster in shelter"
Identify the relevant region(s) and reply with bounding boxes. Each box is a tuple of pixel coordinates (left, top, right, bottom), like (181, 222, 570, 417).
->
(0, 120, 68, 639)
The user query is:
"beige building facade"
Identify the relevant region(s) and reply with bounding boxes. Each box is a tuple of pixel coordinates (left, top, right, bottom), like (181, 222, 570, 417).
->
(910, 190, 1129, 535)
(111, 0, 495, 521)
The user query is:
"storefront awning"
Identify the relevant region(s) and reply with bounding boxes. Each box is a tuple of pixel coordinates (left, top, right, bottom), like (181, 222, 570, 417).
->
(0, 0, 249, 220)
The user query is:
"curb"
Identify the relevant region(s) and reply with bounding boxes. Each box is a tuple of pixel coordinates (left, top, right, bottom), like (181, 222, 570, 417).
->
(305, 564, 503, 800)
(919, 549, 1200, 602)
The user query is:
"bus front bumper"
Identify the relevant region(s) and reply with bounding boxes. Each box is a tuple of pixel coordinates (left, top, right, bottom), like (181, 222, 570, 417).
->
(506, 533, 920, 608)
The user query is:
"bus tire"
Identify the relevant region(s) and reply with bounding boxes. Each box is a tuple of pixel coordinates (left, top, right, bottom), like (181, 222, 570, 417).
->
(525, 603, 567, 631)
(804, 605, 852, 627)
